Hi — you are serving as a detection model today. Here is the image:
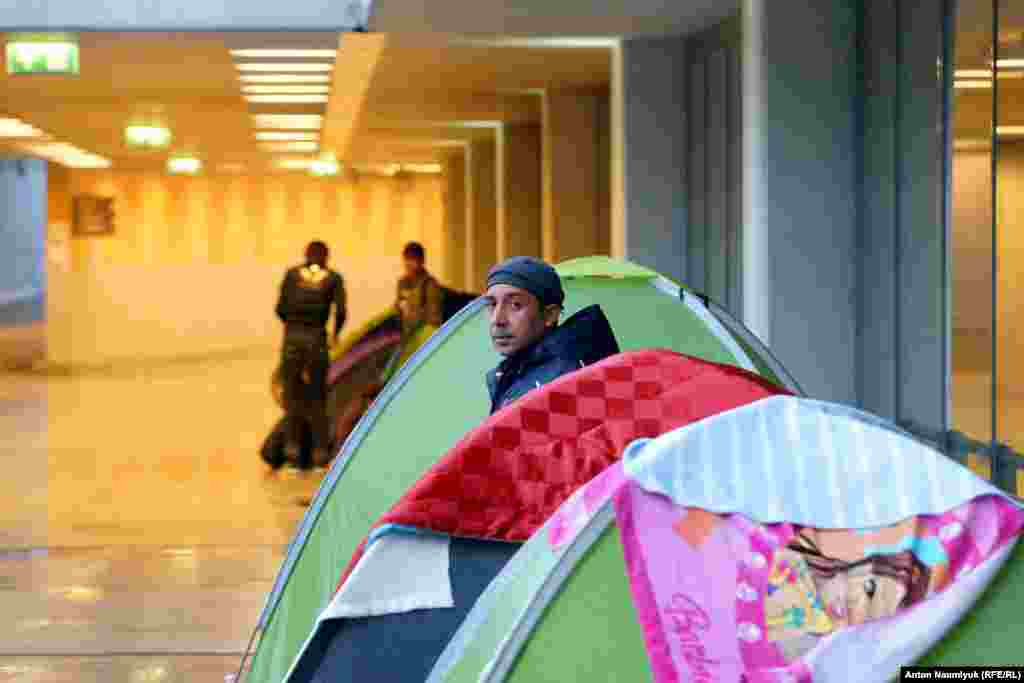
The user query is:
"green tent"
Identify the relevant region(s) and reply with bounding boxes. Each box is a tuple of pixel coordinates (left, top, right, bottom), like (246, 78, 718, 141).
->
(427, 396, 1024, 683)
(242, 256, 800, 683)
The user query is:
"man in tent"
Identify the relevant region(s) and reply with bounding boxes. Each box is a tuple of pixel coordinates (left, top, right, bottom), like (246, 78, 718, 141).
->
(395, 241, 443, 335)
(275, 240, 347, 468)
(484, 255, 620, 414)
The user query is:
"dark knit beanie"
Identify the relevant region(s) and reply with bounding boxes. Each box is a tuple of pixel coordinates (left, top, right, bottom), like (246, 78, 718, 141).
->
(486, 256, 565, 307)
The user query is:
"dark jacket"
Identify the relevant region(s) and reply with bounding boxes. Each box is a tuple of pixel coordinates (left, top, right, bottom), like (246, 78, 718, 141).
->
(485, 304, 620, 415)
(396, 270, 444, 331)
(276, 264, 347, 337)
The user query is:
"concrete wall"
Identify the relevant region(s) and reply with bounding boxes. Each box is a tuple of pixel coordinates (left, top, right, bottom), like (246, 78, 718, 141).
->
(688, 17, 743, 314)
(615, 36, 689, 284)
(496, 123, 542, 262)
(743, 0, 860, 405)
(45, 166, 448, 367)
(465, 140, 498, 291)
(443, 153, 468, 291)
(542, 90, 606, 262)
(0, 159, 47, 326)
(859, 0, 949, 430)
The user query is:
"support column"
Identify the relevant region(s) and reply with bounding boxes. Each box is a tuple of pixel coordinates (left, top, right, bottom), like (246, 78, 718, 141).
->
(542, 90, 606, 263)
(465, 138, 498, 291)
(743, 0, 859, 404)
(496, 123, 542, 261)
(442, 151, 467, 290)
(613, 36, 688, 283)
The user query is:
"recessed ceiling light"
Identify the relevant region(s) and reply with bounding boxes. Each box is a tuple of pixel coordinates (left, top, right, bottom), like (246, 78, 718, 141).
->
(17, 142, 110, 168)
(230, 49, 337, 59)
(242, 85, 331, 95)
(245, 95, 329, 104)
(310, 158, 340, 176)
(260, 141, 319, 152)
(124, 124, 172, 149)
(0, 117, 45, 138)
(239, 74, 332, 84)
(167, 156, 202, 175)
(255, 131, 319, 141)
(251, 114, 323, 130)
(235, 63, 334, 73)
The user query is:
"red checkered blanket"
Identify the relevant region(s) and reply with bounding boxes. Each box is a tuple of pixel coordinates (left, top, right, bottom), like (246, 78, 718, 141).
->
(335, 349, 789, 592)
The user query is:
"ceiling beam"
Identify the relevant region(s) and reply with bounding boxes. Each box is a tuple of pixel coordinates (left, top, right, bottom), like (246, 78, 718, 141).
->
(0, 0, 373, 31)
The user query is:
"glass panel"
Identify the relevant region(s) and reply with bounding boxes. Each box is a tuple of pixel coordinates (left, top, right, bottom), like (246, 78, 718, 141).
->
(951, 0, 996, 481)
(995, 0, 1024, 493)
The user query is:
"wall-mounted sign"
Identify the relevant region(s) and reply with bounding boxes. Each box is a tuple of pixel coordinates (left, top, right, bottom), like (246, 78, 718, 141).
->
(72, 196, 115, 237)
(6, 33, 80, 76)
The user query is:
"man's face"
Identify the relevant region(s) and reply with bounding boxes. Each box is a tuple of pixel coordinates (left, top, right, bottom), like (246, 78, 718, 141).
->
(403, 256, 423, 278)
(484, 284, 559, 356)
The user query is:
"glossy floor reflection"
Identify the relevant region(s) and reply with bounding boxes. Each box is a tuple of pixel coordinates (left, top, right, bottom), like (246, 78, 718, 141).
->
(0, 345, 326, 681)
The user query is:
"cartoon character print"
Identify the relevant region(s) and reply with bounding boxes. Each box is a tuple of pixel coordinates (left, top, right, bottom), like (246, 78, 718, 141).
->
(762, 526, 935, 661)
(745, 496, 1024, 671)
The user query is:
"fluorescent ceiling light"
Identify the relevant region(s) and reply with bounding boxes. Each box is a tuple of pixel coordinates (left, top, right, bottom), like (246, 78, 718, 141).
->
(955, 80, 992, 89)
(231, 49, 337, 59)
(167, 156, 202, 175)
(242, 85, 330, 95)
(255, 131, 319, 141)
(239, 74, 331, 84)
(999, 126, 1024, 136)
(245, 95, 329, 104)
(953, 69, 1024, 80)
(251, 114, 323, 130)
(235, 62, 334, 73)
(996, 59, 1024, 69)
(0, 117, 45, 138)
(261, 141, 318, 152)
(18, 142, 110, 168)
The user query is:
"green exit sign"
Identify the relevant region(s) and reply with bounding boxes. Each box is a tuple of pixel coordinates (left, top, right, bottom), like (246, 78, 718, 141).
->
(6, 34, 80, 75)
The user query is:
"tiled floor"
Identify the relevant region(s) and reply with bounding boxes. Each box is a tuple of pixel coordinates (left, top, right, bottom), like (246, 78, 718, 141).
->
(0, 329, 326, 682)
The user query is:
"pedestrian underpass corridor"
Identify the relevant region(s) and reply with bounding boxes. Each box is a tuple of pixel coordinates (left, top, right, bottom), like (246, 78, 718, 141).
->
(0, 347, 327, 681)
